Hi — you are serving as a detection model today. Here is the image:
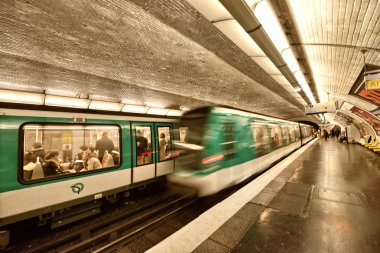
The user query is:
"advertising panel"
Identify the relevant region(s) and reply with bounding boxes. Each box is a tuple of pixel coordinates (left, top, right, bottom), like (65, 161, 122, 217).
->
(349, 107, 380, 135)
(335, 111, 369, 137)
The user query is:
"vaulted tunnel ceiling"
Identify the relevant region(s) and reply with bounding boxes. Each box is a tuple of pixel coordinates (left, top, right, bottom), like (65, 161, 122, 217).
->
(0, 0, 379, 122)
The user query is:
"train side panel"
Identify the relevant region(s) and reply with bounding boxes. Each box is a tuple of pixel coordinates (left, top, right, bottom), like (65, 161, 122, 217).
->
(0, 115, 133, 226)
(169, 106, 307, 196)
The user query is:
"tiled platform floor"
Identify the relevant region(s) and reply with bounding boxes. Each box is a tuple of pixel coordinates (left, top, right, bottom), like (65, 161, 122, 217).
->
(194, 139, 380, 253)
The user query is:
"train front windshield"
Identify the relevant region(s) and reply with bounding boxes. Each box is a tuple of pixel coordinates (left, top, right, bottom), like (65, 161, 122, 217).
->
(175, 109, 208, 170)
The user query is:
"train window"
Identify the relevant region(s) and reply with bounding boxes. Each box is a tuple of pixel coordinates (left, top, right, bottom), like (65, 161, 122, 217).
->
(179, 127, 188, 142)
(180, 109, 207, 145)
(294, 127, 301, 141)
(221, 122, 236, 160)
(281, 126, 290, 146)
(157, 126, 172, 162)
(135, 126, 153, 166)
(21, 124, 121, 182)
(301, 127, 307, 138)
(251, 124, 270, 158)
(289, 126, 296, 143)
(270, 125, 283, 149)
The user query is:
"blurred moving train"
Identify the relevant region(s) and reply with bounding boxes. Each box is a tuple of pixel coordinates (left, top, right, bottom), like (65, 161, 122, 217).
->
(169, 106, 315, 196)
(0, 107, 177, 229)
(0, 105, 314, 232)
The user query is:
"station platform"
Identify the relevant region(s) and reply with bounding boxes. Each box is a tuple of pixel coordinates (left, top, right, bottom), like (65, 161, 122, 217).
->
(147, 138, 380, 253)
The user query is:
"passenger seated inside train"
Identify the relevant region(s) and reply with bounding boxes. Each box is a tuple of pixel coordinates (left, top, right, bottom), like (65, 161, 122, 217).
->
(69, 145, 88, 169)
(23, 152, 35, 180)
(30, 142, 46, 164)
(84, 147, 102, 170)
(43, 151, 62, 176)
(111, 148, 120, 165)
(101, 150, 114, 168)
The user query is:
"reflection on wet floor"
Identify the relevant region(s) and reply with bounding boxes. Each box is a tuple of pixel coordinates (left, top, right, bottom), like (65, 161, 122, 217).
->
(231, 139, 380, 253)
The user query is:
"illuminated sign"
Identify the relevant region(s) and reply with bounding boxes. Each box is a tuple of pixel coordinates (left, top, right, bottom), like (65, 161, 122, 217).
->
(365, 73, 380, 91)
(349, 65, 380, 105)
(305, 102, 336, 115)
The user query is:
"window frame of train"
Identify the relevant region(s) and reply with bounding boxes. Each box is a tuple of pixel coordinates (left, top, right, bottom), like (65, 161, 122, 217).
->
(250, 122, 270, 158)
(269, 124, 283, 150)
(19, 122, 122, 185)
(294, 126, 301, 141)
(221, 121, 236, 161)
(289, 125, 297, 143)
(131, 122, 174, 183)
(281, 126, 290, 146)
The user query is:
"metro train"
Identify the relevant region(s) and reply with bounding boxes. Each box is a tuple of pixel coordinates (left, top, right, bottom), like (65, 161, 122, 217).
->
(169, 106, 315, 196)
(0, 107, 177, 230)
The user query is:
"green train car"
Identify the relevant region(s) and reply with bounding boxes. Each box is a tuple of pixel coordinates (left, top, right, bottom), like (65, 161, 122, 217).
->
(169, 107, 314, 196)
(0, 108, 176, 229)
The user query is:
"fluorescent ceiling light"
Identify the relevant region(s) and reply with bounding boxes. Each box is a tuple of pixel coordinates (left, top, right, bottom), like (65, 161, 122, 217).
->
(253, 1, 289, 52)
(122, 104, 148, 114)
(0, 89, 45, 105)
(89, 101, 123, 111)
(45, 95, 90, 108)
(146, 107, 169, 115)
(294, 71, 307, 85)
(294, 71, 316, 104)
(271, 75, 291, 85)
(167, 110, 182, 116)
(282, 48, 300, 73)
(186, 0, 232, 22)
(252, 56, 281, 75)
(180, 106, 191, 111)
(214, 20, 264, 57)
(45, 88, 78, 98)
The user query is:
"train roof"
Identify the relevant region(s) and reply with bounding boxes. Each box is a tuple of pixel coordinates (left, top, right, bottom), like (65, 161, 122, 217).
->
(184, 106, 311, 126)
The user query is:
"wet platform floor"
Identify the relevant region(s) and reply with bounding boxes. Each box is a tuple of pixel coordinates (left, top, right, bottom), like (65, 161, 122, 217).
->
(193, 139, 380, 253)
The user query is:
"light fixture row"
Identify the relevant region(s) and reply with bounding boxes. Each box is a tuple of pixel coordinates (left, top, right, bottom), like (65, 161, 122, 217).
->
(252, 0, 316, 104)
(0, 89, 183, 116)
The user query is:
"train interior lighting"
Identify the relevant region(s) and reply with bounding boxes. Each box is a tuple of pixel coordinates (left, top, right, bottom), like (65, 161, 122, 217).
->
(252, 0, 316, 104)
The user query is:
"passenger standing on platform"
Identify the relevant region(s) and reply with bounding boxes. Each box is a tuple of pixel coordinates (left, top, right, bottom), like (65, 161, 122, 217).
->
(136, 130, 148, 166)
(95, 132, 115, 161)
(336, 129, 341, 139)
(323, 129, 329, 140)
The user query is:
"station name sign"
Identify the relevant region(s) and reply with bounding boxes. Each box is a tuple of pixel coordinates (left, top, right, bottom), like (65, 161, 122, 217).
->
(365, 71, 380, 91)
(305, 102, 337, 115)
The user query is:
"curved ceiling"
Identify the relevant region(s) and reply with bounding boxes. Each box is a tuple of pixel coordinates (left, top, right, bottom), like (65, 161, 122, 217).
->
(285, 0, 379, 111)
(0, 0, 378, 121)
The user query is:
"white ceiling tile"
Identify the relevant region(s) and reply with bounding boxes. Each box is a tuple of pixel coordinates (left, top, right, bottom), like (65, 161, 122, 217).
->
(287, 0, 380, 109)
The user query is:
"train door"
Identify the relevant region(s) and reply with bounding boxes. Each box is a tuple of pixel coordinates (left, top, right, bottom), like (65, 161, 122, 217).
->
(131, 122, 174, 183)
(155, 124, 175, 176)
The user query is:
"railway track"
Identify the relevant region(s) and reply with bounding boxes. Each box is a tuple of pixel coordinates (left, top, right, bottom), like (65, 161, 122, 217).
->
(4, 184, 195, 253)
(5, 171, 262, 253)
